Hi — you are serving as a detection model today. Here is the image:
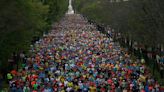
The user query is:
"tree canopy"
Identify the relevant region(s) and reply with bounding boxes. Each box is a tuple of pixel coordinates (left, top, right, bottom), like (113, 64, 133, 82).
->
(0, 0, 68, 71)
(74, 0, 164, 49)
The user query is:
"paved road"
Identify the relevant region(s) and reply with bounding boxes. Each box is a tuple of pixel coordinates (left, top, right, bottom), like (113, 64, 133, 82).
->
(7, 14, 160, 92)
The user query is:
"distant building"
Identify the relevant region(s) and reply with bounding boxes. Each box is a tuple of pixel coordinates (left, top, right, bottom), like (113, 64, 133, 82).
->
(123, 0, 129, 1)
(110, 0, 129, 3)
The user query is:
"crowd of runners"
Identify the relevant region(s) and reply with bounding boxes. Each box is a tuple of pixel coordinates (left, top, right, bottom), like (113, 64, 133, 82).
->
(8, 14, 161, 92)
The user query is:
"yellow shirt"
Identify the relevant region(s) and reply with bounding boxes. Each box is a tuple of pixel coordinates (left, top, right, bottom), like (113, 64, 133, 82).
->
(74, 85, 80, 91)
(90, 86, 96, 92)
(68, 82, 73, 87)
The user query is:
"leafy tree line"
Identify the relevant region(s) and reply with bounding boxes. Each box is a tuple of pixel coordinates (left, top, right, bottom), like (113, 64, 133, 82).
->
(74, 0, 164, 83)
(74, 0, 164, 52)
(0, 0, 68, 74)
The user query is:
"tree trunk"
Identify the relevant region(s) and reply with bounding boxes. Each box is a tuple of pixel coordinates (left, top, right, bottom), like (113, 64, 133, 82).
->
(161, 44, 163, 52)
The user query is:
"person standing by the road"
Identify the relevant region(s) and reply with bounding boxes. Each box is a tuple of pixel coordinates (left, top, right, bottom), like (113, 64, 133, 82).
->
(160, 64, 164, 78)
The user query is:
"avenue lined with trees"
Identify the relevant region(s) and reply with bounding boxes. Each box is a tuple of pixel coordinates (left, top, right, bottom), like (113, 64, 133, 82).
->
(74, 0, 164, 84)
(0, 0, 164, 91)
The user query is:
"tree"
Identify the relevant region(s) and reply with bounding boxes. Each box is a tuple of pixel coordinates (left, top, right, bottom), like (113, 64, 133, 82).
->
(0, 0, 68, 74)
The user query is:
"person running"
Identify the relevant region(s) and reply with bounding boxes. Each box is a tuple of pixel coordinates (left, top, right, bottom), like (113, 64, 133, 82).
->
(7, 14, 160, 92)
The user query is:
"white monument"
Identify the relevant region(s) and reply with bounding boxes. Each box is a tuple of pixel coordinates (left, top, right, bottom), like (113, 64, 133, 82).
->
(67, 0, 74, 14)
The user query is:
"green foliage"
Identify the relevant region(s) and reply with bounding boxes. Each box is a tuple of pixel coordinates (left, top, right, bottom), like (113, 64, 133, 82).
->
(47, 0, 68, 23)
(74, 0, 164, 47)
(0, 0, 68, 70)
(74, 0, 164, 84)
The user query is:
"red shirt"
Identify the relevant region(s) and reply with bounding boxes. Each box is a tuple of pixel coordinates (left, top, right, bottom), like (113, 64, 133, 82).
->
(160, 87, 164, 91)
(101, 87, 106, 92)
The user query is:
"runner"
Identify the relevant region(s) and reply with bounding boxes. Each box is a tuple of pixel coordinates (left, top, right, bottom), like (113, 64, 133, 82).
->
(8, 14, 160, 92)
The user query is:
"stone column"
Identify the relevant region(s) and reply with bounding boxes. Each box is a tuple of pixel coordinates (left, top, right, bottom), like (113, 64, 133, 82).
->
(67, 0, 74, 14)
